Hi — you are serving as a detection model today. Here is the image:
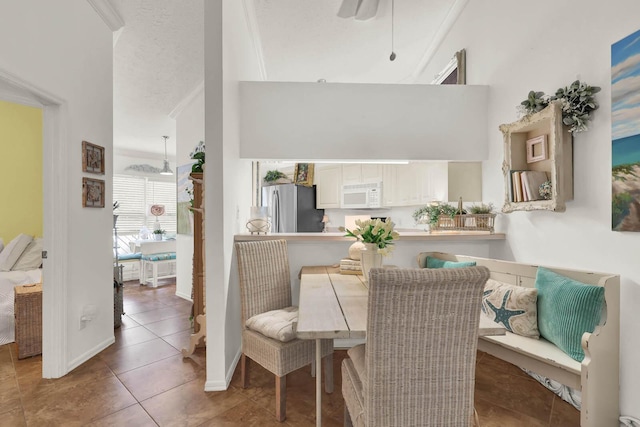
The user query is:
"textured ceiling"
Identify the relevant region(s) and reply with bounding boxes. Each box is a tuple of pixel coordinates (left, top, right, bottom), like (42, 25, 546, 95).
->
(111, 0, 459, 157)
(112, 0, 204, 157)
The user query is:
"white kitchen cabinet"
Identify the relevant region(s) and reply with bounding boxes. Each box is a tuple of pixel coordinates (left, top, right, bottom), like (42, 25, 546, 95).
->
(382, 165, 398, 206)
(314, 165, 342, 209)
(341, 164, 382, 185)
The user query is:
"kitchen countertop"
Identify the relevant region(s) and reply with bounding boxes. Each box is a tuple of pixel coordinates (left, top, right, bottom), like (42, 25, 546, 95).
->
(234, 231, 506, 242)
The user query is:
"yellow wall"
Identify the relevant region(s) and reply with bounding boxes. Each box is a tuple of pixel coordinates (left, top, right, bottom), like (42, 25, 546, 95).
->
(0, 100, 43, 242)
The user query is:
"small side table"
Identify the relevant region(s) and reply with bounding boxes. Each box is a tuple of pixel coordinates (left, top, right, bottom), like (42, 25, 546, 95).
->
(15, 283, 42, 359)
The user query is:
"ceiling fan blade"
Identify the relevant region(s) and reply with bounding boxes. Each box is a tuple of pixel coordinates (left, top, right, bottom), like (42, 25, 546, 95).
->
(355, 0, 379, 20)
(337, 0, 363, 18)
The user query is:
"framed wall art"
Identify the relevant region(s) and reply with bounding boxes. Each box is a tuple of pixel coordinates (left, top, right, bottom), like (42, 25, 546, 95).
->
(612, 27, 640, 231)
(294, 163, 314, 186)
(82, 177, 105, 208)
(526, 135, 548, 163)
(82, 140, 105, 174)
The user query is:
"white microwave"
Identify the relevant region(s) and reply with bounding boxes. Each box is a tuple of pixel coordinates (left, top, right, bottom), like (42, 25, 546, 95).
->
(341, 182, 382, 209)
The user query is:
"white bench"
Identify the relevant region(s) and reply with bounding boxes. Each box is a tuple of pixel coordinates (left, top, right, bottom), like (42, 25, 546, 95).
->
(136, 240, 177, 287)
(417, 252, 620, 427)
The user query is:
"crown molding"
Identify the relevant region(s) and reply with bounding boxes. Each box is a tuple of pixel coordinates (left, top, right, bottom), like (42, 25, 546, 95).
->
(408, 0, 469, 82)
(169, 80, 204, 120)
(86, 0, 124, 32)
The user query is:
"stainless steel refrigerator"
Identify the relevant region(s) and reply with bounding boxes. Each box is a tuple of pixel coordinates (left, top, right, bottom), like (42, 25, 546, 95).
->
(261, 184, 325, 233)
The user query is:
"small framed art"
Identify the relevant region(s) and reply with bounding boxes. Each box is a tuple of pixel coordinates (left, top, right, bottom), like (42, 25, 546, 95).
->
(294, 163, 314, 186)
(526, 135, 548, 163)
(82, 177, 105, 208)
(82, 140, 105, 174)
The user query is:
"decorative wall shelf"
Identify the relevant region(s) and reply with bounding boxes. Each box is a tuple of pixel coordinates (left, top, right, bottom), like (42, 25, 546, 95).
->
(500, 100, 573, 212)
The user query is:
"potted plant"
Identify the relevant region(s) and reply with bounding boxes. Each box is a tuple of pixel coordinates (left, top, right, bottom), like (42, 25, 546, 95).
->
(468, 202, 495, 229)
(518, 80, 601, 133)
(190, 141, 205, 173)
(263, 170, 291, 185)
(152, 229, 165, 241)
(412, 202, 458, 230)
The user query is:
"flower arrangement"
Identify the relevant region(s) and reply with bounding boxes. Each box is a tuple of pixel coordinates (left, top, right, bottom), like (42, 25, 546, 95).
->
(518, 80, 601, 133)
(539, 180, 552, 200)
(340, 218, 398, 256)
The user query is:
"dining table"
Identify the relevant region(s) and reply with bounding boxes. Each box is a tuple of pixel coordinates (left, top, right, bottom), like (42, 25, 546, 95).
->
(295, 265, 506, 427)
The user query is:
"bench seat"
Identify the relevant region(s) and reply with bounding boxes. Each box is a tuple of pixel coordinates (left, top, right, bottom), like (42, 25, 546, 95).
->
(479, 332, 581, 389)
(417, 252, 620, 427)
(140, 252, 177, 287)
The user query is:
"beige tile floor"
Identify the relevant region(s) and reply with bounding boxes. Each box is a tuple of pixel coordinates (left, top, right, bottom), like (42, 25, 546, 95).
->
(0, 279, 580, 426)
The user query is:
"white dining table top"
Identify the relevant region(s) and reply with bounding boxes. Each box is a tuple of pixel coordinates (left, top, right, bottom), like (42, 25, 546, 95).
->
(296, 266, 506, 340)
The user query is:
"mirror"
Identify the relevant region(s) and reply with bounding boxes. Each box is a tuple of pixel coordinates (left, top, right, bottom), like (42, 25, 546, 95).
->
(431, 49, 466, 85)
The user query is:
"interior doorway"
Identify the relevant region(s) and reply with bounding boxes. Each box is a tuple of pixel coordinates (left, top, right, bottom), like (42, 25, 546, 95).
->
(0, 70, 69, 378)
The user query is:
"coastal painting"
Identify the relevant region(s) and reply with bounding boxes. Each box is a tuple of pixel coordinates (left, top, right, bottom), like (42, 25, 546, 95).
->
(612, 28, 640, 231)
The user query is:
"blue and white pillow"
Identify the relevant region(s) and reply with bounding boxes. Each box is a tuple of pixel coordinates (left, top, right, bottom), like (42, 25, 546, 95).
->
(482, 278, 539, 338)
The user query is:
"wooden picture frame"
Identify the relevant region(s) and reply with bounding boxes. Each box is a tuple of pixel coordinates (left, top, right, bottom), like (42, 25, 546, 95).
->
(82, 140, 105, 174)
(526, 135, 548, 163)
(82, 177, 105, 208)
(294, 163, 314, 186)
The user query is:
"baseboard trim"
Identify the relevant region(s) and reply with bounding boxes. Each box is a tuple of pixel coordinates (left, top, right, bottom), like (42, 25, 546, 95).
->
(203, 347, 242, 391)
(67, 335, 115, 372)
(175, 290, 193, 302)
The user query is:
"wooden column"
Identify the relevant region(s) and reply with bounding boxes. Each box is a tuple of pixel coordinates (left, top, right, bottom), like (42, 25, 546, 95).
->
(182, 172, 206, 356)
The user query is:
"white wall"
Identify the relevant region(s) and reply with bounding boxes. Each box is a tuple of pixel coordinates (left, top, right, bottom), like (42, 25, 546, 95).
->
(419, 0, 640, 418)
(175, 89, 204, 301)
(0, 1, 114, 374)
(239, 82, 489, 161)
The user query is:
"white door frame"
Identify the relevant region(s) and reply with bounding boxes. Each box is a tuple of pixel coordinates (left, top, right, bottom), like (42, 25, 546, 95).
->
(0, 68, 69, 378)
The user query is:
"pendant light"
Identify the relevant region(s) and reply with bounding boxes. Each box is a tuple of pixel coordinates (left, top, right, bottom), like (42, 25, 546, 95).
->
(389, 0, 396, 61)
(159, 135, 173, 176)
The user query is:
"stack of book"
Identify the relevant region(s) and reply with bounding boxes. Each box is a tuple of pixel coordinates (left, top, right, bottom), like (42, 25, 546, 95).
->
(340, 258, 362, 275)
(509, 170, 549, 202)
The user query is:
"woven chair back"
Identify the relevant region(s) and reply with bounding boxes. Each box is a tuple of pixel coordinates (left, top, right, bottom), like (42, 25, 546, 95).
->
(365, 266, 490, 427)
(235, 240, 292, 324)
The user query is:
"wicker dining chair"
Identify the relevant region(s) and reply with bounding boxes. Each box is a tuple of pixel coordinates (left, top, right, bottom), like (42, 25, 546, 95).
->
(235, 239, 334, 422)
(342, 266, 490, 427)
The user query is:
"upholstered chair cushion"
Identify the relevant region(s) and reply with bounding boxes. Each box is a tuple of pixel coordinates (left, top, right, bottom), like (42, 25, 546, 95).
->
(482, 278, 539, 338)
(245, 306, 298, 343)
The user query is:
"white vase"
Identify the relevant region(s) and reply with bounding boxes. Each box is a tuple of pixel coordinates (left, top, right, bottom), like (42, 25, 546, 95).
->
(154, 234, 163, 241)
(360, 243, 383, 283)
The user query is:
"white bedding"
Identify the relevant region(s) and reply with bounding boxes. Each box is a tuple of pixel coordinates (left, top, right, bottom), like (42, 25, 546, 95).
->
(0, 269, 42, 345)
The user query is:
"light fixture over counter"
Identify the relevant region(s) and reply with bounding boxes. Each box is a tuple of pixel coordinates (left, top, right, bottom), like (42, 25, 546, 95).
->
(159, 135, 173, 176)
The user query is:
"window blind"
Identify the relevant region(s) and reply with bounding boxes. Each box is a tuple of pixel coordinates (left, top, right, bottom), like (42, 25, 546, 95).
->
(113, 175, 177, 235)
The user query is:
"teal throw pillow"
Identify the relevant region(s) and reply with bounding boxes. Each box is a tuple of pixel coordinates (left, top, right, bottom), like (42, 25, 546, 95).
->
(535, 267, 605, 362)
(425, 256, 476, 269)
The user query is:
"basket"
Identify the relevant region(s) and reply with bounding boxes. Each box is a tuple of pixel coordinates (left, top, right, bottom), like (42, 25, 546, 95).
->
(14, 283, 43, 359)
(431, 213, 496, 233)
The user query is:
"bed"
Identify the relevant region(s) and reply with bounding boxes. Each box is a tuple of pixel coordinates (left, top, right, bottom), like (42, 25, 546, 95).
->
(0, 234, 44, 345)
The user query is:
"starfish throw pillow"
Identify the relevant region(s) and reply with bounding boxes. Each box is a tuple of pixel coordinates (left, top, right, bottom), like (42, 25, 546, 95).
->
(482, 279, 540, 338)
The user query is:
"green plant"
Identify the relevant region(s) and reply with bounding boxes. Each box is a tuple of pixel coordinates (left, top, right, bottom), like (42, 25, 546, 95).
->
(264, 170, 288, 182)
(612, 192, 633, 229)
(412, 202, 458, 226)
(152, 229, 165, 235)
(468, 202, 495, 214)
(190, 141, 205, 173)
(339, 218, 398, 256)
(518, 80, 601, 133)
